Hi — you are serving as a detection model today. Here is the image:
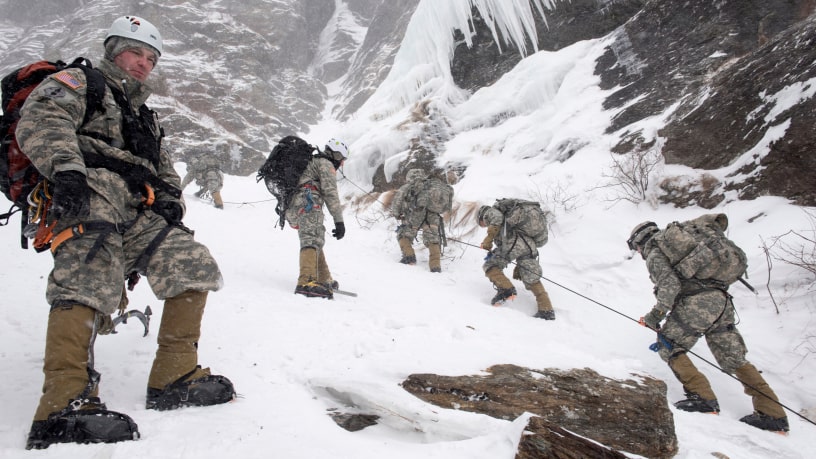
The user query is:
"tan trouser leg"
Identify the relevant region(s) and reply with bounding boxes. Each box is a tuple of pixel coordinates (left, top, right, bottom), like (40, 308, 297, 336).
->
(669, 353, 717, 401)
(527, 281, 553, 312)
(398, 237, 415, 258)
(148, 290, 208, 390)
(211, 191, 224, 209)
(34, 305, 97, 421)
(428, 244, 442, 271)
(317, 249, 332, 284)
(485, 267, 514, 290)
(735, 363, 785, 418)
(298, 247, 319, 286)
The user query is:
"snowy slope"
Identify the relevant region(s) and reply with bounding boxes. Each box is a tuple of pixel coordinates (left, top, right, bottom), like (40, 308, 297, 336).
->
(0, 165, 814, 458)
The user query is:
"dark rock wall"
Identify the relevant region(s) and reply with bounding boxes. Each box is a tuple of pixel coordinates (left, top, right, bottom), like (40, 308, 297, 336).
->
(596, 0, 816, 205)
(659, 10, 816, 205)
(448, 0, 815, 206)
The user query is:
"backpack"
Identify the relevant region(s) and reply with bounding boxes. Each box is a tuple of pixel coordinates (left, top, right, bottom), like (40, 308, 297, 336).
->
(256, 135, 316, 228)
(653, 213, 748, 285)
(495, 198, 549, 247)
(0, 57, 106, 249)
(413, 177, 453, 214)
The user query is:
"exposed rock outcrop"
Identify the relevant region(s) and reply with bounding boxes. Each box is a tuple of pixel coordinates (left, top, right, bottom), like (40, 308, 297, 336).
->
(402, 364, 678, 458)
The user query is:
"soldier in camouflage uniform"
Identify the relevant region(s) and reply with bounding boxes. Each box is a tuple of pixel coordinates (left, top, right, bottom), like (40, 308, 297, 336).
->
(391, 169, 444, 272)
(181, 150, 225, 209)
(16, 16, 235, 449)
(285, 138, 348, 298)
(629, 220, 789, 433)
(477, 202, 556, 320)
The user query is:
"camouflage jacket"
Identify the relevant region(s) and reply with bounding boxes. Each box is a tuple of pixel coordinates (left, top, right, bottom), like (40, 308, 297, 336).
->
(16, 58, 182, 224)
(642, 239, 683, 314)
(297, 156, 343, 223)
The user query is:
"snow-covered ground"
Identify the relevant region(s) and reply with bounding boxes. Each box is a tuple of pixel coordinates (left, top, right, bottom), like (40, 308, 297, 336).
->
(0, 166, 814, 458)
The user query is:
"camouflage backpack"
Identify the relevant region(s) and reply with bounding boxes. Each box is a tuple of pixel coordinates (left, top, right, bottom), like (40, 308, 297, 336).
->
(495, 198, 549, 247)
(653, 213, 748, 285)
(413, 177, 453, 214)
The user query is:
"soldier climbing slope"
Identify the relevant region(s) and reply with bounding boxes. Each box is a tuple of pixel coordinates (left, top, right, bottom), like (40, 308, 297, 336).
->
(477, 199, 556, 320)
(628, 215, 789, 433)
(284, 138, 348, 299)
(181, 148, 225, 209)
(391, 168, 453, 273)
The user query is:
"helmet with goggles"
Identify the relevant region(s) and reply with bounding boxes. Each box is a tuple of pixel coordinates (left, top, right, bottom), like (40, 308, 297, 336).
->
(627, 221, 659, 251)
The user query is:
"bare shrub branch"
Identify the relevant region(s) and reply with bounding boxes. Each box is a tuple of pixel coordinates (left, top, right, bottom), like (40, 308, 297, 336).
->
(759, 236, 781, 313)
(592, 148, 663, 205)
(527, 182, 581, 215)
(756, 208, 816, 315)
(766, 209, 816, 280)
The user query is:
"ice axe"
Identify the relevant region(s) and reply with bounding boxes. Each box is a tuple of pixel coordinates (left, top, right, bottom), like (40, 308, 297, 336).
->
(111, 305, 153, 337)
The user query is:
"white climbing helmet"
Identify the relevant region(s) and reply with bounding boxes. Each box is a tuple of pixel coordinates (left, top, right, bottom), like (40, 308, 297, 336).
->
(105, 16, 163, 56)
(325, 138, 349, 160)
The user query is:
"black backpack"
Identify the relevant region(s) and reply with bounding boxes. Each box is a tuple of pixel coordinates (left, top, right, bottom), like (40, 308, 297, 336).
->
(0, 57, 106, 249)
(256, 135, 316, 228)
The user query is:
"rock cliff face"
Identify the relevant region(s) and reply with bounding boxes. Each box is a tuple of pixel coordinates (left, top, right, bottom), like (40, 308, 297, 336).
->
(656, 8, 816, 206)
(1, 0, 812, 201)
(599, 0, 816, 206)
(334, 0, 422, 119)
(0, 0, 416, 175)
(141, 0, 416, 174)
(449, 0, 815, 206)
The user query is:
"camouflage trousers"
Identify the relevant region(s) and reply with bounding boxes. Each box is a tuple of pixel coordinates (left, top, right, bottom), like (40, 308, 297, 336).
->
(396, 211, 443, 246)
(47, 210, 222, 315)
(286, 189, 327, 249)
(482, 234, 542, 286)
(657, 289, 748, 373)
(197, 175, 223, 193)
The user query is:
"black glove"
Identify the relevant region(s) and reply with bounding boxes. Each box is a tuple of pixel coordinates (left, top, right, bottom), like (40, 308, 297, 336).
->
(332, 221, 345, 240)
(51, 171, 91, 219)
(152, 200, 184, 224)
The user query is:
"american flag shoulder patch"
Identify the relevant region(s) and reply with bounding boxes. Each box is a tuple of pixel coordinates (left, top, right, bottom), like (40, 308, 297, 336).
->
(53, 71, 85, 91)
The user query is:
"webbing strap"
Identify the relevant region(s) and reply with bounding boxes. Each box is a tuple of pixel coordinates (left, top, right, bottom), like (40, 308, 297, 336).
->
(51, 214, 183, 286)
(51, 221, 112, 254)
(50, 220, 137, 263)
(131, 224, 175, 275)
